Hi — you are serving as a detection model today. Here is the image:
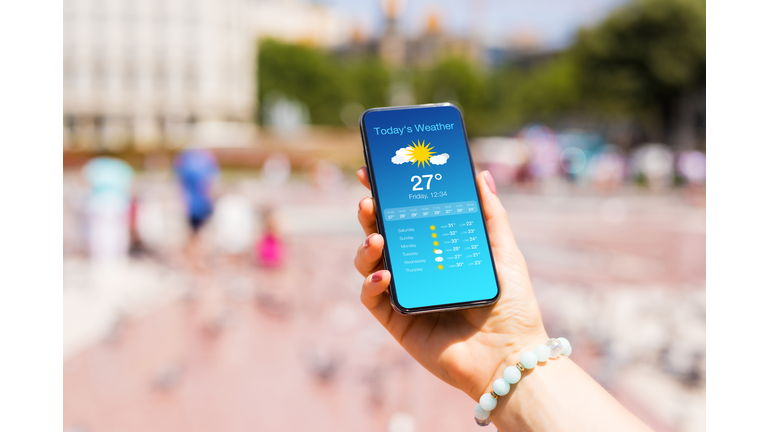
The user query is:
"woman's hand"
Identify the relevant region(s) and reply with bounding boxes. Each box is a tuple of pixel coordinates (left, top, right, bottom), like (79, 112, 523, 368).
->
(354, 168, 548, 401)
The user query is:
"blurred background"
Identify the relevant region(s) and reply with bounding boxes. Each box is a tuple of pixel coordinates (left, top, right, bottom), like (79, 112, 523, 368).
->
(63, 0, 705, 431)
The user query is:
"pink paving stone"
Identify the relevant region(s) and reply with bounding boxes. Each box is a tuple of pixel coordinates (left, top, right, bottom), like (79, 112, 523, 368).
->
(65, 187, 704, 432)
(65, 236, 480, 432)
(64, 300, 482, 431)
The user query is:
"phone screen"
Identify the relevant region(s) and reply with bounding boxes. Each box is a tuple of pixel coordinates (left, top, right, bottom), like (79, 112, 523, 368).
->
(360, 104, 500, 312)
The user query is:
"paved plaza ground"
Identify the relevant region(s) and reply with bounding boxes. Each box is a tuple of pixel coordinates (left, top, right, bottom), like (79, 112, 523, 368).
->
(64, 177, 705, 432)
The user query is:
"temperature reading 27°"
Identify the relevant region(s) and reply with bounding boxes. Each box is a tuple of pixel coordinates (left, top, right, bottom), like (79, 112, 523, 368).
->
(411, 173, 442, 190)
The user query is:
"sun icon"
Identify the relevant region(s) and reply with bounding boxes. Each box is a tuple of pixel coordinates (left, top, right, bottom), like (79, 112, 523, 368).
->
(405, 140, 435, 168)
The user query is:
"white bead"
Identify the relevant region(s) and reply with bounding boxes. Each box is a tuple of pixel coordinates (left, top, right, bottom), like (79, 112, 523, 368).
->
(534, 344, 551, 362)
(503, 366, 521, 384)
(474, 403, 491, 420)
(492, 378, 510, 396)
(479, 393, 497, 411)
(558, 337, 572, 357)
(520, 351, 538, 369)
(546, 338, 563, 357)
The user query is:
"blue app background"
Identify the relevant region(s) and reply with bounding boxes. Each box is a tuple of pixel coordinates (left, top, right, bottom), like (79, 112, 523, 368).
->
(363, 105, 499, 309)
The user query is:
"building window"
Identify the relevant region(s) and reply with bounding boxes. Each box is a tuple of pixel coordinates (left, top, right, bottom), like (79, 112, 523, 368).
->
(185, 64, 197, 90)
(123, 1, 137, 25)
(92, 21, 107, 57)
(124, 61, 137, 88)
(155, 63, 167, 90)
(64, 60, 75, 87)
(91, 0, 106, 20)
(154, 2, 168, 29)
(93, 59, 106, 88)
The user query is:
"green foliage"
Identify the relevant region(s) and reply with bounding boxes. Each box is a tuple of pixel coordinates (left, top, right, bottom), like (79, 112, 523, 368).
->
(258, 39, 344, 124)
(491, 55, 582, 129)
(571, 0, 706, 119)
(344, 59, 390, 111)
(255, 0, 705, 138)
(257, 39, 389, 125)
(410, 55, 581, 136)
(413, 57, 490, 136)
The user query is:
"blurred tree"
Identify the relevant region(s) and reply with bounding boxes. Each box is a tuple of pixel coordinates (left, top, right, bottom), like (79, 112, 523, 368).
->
(489, 55, 582, 131)
(257, 39, 346, 125)
(571, 0, 706, 138)
(343, 59, 390, 111)
(413, 57, 489, 136)
(257, 39, 389, 126)
(255, 0, 704, 142)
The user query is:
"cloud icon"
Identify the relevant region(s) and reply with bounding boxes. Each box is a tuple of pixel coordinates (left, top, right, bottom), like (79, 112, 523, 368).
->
(391, 148, 411, 165)
(429, 153, 450, 165)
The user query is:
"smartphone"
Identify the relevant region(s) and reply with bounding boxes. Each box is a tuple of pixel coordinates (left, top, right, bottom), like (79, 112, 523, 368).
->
(359, 103, 501, 315)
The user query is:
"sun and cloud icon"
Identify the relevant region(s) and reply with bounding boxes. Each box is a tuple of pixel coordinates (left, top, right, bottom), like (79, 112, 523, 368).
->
(391, 140, 450, 167)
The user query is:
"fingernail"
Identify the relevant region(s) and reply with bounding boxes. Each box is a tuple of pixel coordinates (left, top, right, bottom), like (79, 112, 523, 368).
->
(484, 171, 497, 195)
(371, 270, 384, 282)
(364, 233, 374, 248)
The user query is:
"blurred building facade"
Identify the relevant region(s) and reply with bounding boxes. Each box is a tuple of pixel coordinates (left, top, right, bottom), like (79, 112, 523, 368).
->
(64, 0, 254, 151)
(63, 0, 358, 151)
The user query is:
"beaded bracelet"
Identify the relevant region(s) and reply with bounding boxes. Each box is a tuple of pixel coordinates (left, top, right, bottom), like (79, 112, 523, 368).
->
(473, 337, 572, 426)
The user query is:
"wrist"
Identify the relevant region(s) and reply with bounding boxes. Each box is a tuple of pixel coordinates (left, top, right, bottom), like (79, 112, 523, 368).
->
(478, 330, 550, 400)
(472, 336, 573, 429)
(489, 355, 575, 431)
(473, 337, 652, 432)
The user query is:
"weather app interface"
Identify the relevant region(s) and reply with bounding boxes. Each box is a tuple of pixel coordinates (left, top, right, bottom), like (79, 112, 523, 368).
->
(364, 105, 498, 309)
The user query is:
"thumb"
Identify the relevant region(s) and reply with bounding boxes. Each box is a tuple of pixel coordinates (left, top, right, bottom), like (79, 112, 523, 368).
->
(476, 170, 521, 258)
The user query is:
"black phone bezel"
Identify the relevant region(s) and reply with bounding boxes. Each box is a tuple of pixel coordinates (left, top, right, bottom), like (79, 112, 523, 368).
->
(358, 103, 501, 315)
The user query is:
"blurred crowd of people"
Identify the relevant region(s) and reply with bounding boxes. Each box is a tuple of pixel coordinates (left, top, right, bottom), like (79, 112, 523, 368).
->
(66, 149, 293, 272)
(472, 125, 706, 193)
(66, 124, 706, 269)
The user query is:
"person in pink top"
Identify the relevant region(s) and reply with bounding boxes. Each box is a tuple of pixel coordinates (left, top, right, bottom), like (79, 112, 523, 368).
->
(256, 208, 283, 268)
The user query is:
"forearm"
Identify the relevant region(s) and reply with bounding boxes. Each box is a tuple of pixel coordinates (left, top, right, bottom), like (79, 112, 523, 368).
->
(489, 356, 652, 432)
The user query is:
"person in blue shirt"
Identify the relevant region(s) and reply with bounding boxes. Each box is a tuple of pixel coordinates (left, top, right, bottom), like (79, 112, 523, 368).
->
(174, 149, 219, 231)
(174, 149, 219, 270)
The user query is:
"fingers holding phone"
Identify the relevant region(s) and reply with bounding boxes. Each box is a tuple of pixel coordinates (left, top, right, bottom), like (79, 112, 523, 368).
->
(360, 269, 392, 313)
(355, 233, 385, 276)
(357, 196, 378, 237)
(356, 166, 372, 190)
